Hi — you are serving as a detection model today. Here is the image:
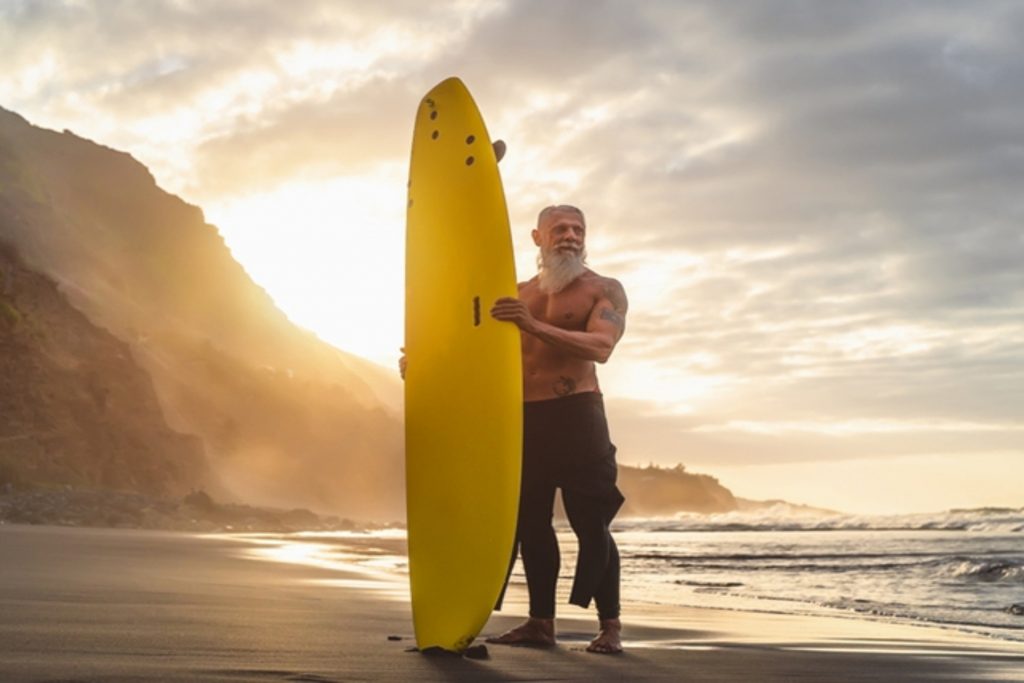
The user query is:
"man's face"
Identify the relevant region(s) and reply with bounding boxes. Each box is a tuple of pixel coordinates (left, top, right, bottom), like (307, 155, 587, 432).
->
(533, 210, 586, 257)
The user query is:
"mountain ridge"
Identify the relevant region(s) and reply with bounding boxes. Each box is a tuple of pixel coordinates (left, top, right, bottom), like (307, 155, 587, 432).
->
(1, 105, 403, 517)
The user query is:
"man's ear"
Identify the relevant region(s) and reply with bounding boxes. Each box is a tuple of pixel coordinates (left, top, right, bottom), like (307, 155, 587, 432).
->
(532, 228, 541, 246)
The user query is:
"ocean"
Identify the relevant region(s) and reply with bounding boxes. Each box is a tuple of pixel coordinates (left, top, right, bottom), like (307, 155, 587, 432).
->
(608, 507, 1024, 643)
(248, 507, 1024, 645)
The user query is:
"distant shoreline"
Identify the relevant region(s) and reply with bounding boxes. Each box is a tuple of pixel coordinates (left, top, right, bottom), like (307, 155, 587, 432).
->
(0, 486, 391, 533)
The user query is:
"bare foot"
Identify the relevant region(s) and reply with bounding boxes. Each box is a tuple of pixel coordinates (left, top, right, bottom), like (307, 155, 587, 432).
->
(485, 617, 556, 647)
(587, 618, 623, 654)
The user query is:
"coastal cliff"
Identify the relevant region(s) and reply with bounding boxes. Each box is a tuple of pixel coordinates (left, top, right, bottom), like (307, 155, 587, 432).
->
(618, 464, 737, 516)
(0, 107, 402, 518)
(0, 240, 204, 496)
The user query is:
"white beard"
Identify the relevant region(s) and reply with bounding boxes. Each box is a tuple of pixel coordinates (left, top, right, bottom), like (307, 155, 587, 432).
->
(537, 247, 587, 294)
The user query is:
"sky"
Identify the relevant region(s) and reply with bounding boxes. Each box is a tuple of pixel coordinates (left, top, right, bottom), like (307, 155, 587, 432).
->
(2, 0, 1022, 514)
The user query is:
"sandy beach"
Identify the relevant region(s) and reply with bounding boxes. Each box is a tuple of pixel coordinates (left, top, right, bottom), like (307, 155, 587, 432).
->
(0, 524, 1021, 682)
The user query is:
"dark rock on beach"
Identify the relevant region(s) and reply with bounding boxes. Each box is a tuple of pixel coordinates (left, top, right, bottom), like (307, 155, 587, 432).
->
(0, 486, 375, 533)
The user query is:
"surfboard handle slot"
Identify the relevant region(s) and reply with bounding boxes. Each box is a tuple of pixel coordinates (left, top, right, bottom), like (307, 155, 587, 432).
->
(473, 297, 481, 326)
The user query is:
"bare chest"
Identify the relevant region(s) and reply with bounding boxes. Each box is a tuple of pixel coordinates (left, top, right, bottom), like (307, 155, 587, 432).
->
(522, 284, 598, 331)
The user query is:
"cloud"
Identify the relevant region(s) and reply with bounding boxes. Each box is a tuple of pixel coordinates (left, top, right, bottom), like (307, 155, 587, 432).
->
(479, 2, 1024, 473)
(0, 0, 497, 193)
(188, 75, 420, 196)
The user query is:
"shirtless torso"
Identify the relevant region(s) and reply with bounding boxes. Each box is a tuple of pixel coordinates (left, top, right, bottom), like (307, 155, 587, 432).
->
(510, 271, 627, 401)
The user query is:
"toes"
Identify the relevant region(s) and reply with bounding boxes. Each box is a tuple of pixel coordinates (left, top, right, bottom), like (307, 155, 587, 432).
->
(587, 642, 622, 654)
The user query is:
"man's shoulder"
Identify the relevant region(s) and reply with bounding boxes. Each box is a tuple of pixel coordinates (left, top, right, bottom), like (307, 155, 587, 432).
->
(581, 271, 627, 312)
(580, 270, 626, 295)
(517, 276, 539, 292)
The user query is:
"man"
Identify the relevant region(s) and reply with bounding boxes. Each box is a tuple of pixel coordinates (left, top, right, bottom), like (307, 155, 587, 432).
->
(486, 204, 628, 654)
(400, 203, 628, 654)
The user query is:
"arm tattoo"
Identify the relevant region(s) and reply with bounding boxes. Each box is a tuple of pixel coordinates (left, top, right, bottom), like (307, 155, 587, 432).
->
(604, 280, 629, 314)
(553, 376, 577, 397)
(599, 279, 628, 338)
(599, 306, 625, 329)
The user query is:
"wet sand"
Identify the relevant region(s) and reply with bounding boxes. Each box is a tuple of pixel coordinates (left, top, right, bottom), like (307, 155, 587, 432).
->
(0, 524, 1021, 682)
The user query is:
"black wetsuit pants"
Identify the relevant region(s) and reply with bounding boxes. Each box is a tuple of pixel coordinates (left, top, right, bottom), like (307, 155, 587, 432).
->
(515, 392, 625, 621)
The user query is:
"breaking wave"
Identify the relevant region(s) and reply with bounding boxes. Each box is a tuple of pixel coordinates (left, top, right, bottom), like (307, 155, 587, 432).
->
(942, 559, 1024, 583)
(617, 506, 1024, 534)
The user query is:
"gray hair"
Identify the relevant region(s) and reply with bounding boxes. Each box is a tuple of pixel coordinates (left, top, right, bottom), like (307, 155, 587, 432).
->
(537, 204, 586, 228)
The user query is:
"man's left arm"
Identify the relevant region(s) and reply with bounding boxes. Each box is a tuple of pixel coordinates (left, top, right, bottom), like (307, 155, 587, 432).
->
(585, 278, 628, 355)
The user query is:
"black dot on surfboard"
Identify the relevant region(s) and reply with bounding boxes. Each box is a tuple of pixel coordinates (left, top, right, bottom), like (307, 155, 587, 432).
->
(466, 156, 475, 166)
(408, 199, 414, 208)
(430, 111, 438, 120)
(431, 130, 439, 140)
(466, 135, 476, 144)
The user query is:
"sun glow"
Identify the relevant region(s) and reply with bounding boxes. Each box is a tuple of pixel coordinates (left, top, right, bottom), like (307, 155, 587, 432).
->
(602, 358, 734, 414)
(694, 418, 1024, 437)
(712, 451, 1024, 514)
(205, 167, 407, 365)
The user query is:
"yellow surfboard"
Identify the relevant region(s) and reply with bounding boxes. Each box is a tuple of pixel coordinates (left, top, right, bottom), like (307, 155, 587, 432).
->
(404, 77, 522, 652)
